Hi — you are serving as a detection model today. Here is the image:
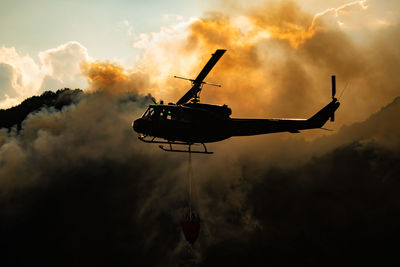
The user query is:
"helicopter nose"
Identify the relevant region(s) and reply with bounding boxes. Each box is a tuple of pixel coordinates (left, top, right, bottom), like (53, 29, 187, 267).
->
(133, 118, 143, 133)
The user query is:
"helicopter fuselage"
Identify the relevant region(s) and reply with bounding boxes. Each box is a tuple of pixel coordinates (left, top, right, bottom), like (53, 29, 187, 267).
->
(133, 103, 232, 143)
(132, 100, 340, 144)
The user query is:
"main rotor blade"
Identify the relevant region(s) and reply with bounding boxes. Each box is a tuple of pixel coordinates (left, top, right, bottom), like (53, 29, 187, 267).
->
(176, 49, 226, 105)
(194, 49, 226, 84)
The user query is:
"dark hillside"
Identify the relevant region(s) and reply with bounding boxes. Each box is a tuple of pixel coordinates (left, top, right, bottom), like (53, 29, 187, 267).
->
(0, 89, 83, 130)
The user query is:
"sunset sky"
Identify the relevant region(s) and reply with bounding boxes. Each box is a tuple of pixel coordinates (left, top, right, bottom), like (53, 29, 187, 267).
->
(1, 0, 399, 117)
(0, 0, 206, 60)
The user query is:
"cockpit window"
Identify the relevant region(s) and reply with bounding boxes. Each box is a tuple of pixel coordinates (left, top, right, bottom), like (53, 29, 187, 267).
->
(142, 107, 155, 119)
(141, 108, 149, 118)
(142, 106, 178, 120)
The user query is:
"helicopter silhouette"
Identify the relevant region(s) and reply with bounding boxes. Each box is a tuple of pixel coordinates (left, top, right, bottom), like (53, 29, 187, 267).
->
(132, 49, 340, 154)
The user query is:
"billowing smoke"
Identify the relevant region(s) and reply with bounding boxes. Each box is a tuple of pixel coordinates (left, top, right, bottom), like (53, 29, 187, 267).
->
(1, 0, 400, 266)
(82, 61, 152, 95)
(132, 0, 400, 125)
(1, 84, 399, 266)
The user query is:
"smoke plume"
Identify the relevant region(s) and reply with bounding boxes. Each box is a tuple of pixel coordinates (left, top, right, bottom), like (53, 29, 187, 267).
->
(132, 0, 400, 126)
(82, 61, 152, 95)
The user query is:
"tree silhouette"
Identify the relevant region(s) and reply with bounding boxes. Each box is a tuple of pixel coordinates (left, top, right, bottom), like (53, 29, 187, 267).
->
(0, 88, 83, 131)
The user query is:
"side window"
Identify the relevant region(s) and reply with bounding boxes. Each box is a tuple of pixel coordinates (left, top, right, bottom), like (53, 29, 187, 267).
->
(160, 109, 167, 119)
(142, 107, 157, 119)
(153, 108, 160, 119)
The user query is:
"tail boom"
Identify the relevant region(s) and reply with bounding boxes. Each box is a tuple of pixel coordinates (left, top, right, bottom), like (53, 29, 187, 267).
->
(229, 100, 340, 137)
(307, 100, 340, 128)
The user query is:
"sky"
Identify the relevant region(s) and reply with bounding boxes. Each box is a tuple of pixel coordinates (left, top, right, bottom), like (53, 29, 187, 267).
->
(1, 0, 400, 266)
(0, 0, 206, 61)
(0, 0, 207, 107)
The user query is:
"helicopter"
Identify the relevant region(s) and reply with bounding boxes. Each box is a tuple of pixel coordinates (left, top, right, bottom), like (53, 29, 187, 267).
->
(132, 49, 340, 154)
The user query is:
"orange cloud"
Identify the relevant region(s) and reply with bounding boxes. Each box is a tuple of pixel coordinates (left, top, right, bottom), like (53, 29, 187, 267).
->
(82, 61, 151, 95)
(128, 0, 400, 130)
(247, 0, 316, 48)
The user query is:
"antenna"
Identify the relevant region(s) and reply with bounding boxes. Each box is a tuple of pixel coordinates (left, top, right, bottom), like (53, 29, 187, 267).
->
(331, 75, 337, 122)
(338, 80, 350, 100)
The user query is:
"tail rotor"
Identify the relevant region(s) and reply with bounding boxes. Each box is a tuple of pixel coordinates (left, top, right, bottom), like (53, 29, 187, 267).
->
(307, 75, 341, 127)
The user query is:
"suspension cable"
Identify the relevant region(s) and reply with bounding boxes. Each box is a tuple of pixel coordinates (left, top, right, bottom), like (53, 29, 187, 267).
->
(188, 146, 193, 217)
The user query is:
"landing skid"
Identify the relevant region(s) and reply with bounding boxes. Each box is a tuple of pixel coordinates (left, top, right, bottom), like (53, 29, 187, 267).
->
(159, 143, 213, 154)
(138, 135, 213, 154)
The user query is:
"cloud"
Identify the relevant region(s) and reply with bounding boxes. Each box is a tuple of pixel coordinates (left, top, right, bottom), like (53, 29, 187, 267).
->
(0, 46, 44, 107)
(39, 41, 89, 91)
(39, 42, 88, 82)
(0, 63, 19, 98)
(122, 20, 135, 37)
(310, 0, 368, 29)
(0, 42, 89, 109)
